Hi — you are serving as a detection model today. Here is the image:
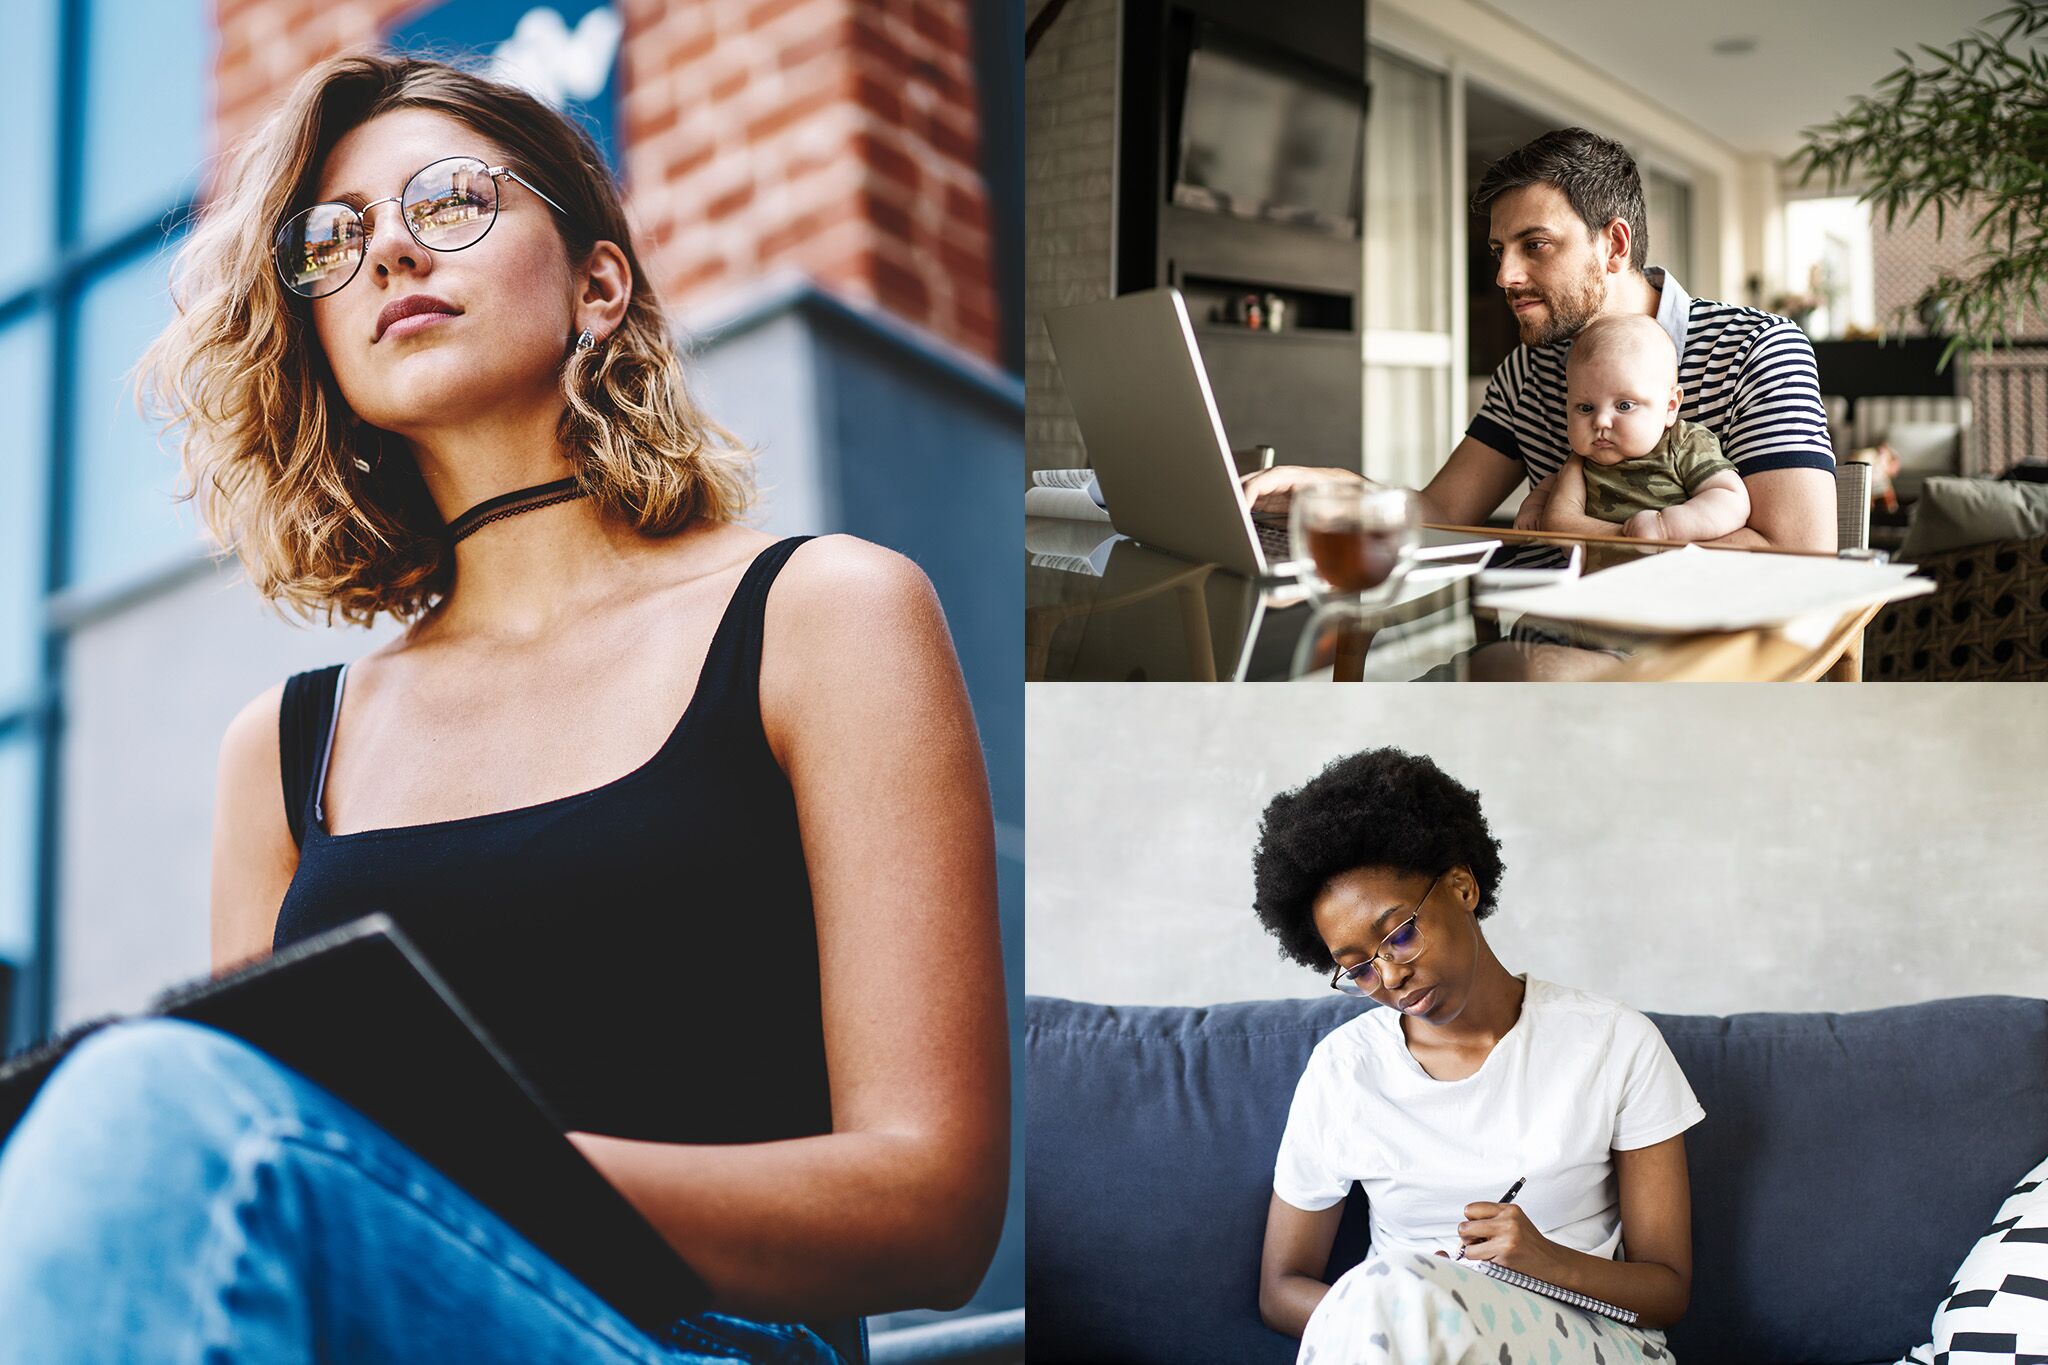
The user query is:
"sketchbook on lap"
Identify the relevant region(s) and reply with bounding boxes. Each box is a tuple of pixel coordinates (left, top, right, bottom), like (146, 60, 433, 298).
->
(1463, 1258, 1639, 1325)
(0, 913, 711, 1330)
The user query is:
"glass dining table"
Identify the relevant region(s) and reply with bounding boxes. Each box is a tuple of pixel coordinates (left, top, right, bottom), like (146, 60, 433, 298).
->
(1024, 519, 1882, 683)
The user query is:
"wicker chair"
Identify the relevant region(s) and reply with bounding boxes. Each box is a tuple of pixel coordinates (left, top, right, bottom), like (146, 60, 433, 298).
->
(1836, 458, 1870, 553)
(1866, 530, 2048, 680)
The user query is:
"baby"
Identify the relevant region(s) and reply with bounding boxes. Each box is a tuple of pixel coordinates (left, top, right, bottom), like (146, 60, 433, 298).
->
(1531, 313, 1749, 542)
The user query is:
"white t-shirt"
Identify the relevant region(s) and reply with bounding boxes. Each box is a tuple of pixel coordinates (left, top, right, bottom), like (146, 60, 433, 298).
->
(1273, 976, 1704, 1261)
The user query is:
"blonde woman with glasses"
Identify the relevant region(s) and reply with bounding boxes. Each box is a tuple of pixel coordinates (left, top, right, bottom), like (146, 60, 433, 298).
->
(0, 52, 1005, 1365)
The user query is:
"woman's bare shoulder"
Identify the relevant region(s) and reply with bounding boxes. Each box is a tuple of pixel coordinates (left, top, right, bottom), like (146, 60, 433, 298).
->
(770, 533, 937, 617)
(212, 678, 298, 972)
(218, 678, 288, 778)
(757, 535, 954, 730)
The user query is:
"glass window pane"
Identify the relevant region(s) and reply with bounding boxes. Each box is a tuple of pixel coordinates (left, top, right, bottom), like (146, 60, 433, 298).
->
(82, 0, 210, 241)
(1365, 363, 1447, 488)
(1365, 48, 1447, 335)
(1783, 196, 1876, 340)
(0, 0, 58, 297)
(69, 248, 202, 589)
(0, 737, 34, 965)
(0, 313, 51, 706)
(1644, 170, 1693, 291)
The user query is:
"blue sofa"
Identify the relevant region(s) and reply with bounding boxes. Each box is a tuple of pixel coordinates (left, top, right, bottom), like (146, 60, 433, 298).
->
(1026, 994, 2048, 1365)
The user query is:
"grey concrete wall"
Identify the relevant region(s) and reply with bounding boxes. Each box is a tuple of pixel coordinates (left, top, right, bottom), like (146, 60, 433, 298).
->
(690, 306, 831, 538)
(1026, 683, 2048, 1016)
(1025, 0, 1118, 473)
(57, 562, 399, 1026)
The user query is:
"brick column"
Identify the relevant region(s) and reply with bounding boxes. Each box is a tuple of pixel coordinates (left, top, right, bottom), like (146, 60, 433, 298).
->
(212, 0, 999, 364)
(620, 0, 996, 361)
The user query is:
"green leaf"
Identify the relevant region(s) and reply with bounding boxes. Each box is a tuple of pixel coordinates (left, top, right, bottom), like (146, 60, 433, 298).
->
(1790, 0, 2048, 358)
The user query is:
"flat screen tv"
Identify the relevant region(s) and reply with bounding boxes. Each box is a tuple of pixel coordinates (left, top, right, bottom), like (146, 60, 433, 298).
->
(1172, 25, 1365, 236)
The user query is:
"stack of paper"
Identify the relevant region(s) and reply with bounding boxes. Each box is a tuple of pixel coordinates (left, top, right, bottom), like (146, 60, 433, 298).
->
(1473, 545, 1934, 634)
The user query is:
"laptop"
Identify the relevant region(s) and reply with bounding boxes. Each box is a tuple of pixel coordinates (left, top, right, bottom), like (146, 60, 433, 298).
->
(1046, 287, 1298, 578)
(1046, 287, 1497, 582)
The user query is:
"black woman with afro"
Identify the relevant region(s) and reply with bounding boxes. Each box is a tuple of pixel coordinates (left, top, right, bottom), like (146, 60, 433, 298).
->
(1251, 748, 1702, 1364)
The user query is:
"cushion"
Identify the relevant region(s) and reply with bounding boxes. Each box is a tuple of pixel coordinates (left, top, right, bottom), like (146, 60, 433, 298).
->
(1653, 1001, 2048, 1365)
(1026, 997, 1372, 1365)
(1885, 420, 1964, 474)
(1901, 478, 2048, 558)
(1903, 1152, 2048, 1361)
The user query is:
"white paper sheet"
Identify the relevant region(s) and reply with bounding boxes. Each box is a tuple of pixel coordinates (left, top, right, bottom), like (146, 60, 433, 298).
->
(1471, 545, 1935, 634)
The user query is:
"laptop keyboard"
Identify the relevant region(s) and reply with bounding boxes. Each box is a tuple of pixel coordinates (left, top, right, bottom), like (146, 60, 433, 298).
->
(1255, 521, 1292, 559)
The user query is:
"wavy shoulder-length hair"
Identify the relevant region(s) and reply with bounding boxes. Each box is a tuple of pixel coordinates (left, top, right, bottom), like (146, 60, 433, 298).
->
(141, 51, 753, 626)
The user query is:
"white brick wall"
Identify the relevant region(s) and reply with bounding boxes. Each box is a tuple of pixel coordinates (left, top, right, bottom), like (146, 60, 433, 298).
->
(1025, 0, 1118, 472)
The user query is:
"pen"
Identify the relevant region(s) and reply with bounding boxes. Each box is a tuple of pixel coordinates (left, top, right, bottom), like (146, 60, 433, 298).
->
(1456, 1175, 1526, 1260)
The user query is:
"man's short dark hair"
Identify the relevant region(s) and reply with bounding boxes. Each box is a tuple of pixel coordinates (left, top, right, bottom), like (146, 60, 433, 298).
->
(1251, 748, 1506, 972)
(1471, 127, 1649, 273)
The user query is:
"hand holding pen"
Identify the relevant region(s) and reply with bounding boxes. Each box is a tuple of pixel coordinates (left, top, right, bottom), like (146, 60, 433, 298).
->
(1454, 1176, 1525, 1260)
(1456, 1174, 1569, 1281)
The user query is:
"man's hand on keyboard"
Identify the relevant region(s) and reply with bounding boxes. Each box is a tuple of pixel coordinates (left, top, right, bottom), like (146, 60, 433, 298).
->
(1239, 465, 1372, 516)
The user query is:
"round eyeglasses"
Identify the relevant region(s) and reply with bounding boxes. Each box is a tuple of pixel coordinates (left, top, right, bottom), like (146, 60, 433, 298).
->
(1328, 872, 1439, 996)
(273, 155, 568, 299)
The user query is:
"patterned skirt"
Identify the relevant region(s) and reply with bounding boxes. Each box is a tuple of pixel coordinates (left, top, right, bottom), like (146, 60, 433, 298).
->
(1298, 1248, 1675, 1365)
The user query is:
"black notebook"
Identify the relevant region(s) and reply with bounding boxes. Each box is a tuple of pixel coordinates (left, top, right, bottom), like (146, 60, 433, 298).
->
(0, 914, 711, 1332)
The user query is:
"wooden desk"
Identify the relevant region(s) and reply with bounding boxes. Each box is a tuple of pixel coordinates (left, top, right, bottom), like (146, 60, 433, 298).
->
(1425, 524, 1871, 683)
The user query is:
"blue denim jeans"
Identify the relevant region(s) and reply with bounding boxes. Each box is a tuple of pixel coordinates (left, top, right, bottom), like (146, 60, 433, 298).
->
(0, 1019, 845, 1365)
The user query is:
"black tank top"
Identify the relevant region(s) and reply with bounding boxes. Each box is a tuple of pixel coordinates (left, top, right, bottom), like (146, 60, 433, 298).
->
(272, 536, 830, 1145)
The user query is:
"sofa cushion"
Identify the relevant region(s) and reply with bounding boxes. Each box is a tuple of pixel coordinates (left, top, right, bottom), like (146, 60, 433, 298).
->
(1900, 477, 2048, 559)
(1027, 997, 1368, 1365)
(1884, 420, 1964, 500)
(1653, 999, 2048, 1363)
(1908, 1151, 2048, 1360)
(1026, 994, 2048, 1365)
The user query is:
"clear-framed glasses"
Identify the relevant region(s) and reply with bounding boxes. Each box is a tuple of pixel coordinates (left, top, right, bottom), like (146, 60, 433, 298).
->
(273, 155, 569, 299)
(1328, 872, 1440, 996)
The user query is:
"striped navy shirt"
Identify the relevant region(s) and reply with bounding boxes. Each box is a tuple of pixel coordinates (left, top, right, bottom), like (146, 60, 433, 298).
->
(1466, 268, 1836, 491)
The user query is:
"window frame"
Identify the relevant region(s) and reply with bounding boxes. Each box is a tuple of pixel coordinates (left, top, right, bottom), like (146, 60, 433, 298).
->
(0, 0, 208, 1048)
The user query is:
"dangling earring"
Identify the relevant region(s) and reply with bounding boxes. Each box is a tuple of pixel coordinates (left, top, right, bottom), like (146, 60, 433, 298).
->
(352, 421, 382, 474)
(574, 327, 597, 352)
(342, 409, 375, 473)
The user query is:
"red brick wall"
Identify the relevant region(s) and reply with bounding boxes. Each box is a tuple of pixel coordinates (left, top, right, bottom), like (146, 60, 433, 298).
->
(212, 0, 997, 363)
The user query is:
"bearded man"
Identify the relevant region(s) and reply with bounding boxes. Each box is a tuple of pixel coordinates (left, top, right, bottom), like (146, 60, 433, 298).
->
(1245, 127, 1837, 553)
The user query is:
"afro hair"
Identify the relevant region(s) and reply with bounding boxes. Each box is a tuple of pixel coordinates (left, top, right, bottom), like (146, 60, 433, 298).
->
(1251, 748, 1505, 971)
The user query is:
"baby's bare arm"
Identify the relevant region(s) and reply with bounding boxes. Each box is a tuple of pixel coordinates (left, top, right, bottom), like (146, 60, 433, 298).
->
(1512, 475, 1555, 530)
(1629, 470, 1750, 542)
(1537, 457, 1618, 537)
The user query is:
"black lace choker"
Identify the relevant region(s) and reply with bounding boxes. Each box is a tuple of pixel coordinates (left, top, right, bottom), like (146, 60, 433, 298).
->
(444, 477, 591, 544)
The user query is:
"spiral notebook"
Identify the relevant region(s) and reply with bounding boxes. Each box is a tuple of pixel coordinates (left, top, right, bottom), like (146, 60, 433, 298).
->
(1470, 1261, 1639, 1325)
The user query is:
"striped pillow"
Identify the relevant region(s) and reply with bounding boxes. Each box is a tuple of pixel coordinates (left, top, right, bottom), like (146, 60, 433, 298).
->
(1899, 1152, 2048, 1363)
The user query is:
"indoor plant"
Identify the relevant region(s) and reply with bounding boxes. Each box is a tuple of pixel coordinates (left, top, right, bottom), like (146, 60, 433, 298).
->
(1791, 1, 2048, 367)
